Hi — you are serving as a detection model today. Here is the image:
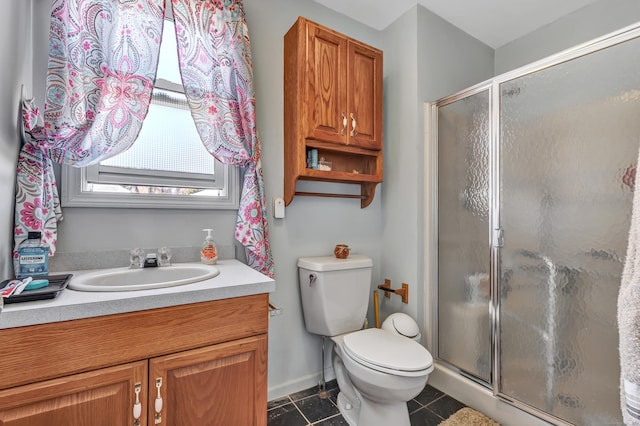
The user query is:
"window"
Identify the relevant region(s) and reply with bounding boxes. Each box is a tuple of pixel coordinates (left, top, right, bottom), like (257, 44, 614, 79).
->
(62, 20, 238, 209)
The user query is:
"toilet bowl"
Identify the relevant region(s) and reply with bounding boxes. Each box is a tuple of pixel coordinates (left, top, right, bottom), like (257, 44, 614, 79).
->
(332, 327, 433, 426)
(297, 256, 434, 426)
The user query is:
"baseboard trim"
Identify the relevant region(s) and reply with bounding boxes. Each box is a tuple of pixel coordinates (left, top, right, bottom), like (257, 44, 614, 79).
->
(268, 367, 336, 402)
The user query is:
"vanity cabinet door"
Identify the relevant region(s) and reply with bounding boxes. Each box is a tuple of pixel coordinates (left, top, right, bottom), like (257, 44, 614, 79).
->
(0, 361, 147, 426)
(149, 334, 268, 426)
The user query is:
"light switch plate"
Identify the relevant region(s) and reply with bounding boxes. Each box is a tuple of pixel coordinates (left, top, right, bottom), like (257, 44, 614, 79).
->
(273, 197, 285, 218)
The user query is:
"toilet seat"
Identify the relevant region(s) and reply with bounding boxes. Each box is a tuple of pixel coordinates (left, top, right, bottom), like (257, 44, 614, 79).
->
(342, 328, 433, 377)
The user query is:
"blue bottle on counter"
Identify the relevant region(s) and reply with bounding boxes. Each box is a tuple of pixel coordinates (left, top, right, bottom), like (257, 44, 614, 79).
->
(17, 231, 49, 278)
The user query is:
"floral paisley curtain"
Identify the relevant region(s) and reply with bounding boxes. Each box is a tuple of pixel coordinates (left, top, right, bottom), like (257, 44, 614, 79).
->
(171, 0, 274, 277)
(13, 0, 164, 265)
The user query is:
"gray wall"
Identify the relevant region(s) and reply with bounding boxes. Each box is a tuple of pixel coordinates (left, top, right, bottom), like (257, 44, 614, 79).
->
(379, 5, 494, 340)
(378, 8, 420, 328)
(495, 0, 640, 74)
(0, 1, 33, 279)
(244, 0, 385, 399)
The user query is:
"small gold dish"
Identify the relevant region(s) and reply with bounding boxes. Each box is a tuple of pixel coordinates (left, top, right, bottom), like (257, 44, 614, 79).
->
(334, 244, 350, 259)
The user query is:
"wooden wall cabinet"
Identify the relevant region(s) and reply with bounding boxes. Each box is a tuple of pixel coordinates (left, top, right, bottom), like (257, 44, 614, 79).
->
(284, 16, 383, 208)
(0, 294, 268, 426)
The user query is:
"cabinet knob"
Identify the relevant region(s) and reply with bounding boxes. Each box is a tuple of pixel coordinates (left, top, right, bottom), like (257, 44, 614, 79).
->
(341, 112, 347, 136)
(350, 113, 357, 137)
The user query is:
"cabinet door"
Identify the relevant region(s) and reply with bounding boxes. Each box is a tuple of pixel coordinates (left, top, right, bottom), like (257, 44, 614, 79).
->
(0, 361, 147, 426)
(149, 334, 268, 426)
(306, 22, 348, 144)
(347, 41, 383, 150)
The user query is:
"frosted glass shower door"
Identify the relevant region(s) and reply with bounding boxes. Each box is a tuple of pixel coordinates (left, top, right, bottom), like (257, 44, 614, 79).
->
(498, 36, 640, 425)
(437, 88, 491, 382)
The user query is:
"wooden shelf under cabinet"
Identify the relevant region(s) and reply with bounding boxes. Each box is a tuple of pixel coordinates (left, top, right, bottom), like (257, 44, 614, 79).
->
(284, 16, 383, 208)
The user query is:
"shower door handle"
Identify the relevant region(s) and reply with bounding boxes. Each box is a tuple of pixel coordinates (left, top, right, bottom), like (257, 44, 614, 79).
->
(493, 228, 504, 248)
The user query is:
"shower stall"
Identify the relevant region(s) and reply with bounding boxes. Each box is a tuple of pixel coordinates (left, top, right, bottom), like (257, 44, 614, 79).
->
(430, 24, 640, 425)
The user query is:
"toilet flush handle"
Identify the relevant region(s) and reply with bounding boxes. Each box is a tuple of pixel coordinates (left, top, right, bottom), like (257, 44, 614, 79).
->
(309, 274, 316, 286)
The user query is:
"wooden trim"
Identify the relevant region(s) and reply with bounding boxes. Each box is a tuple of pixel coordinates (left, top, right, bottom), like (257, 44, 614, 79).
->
(0, 294, 268, 390)
(295, 191, 367, 200)
(284, 16, 306, 206)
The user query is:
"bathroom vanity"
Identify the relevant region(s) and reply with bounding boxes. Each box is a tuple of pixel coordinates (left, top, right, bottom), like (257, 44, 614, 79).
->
(0, 260, 274, 425)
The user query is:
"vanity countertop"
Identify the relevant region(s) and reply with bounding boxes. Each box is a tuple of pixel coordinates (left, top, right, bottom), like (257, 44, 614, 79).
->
(0, 259, 275, 329)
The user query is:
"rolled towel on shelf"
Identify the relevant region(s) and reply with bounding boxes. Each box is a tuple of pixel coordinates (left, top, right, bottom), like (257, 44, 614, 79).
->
(620, 154, 640, 425)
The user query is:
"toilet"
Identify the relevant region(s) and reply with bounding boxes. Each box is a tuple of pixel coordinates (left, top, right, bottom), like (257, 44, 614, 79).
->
(298, 255, 434, 426)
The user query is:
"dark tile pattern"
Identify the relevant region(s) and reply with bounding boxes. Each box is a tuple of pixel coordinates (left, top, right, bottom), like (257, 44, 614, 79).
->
(267, 381, 466, 426)
(410, 407, 444, 426)
(268, 402, 308, 426)
(314, 414, 349, 426)
(296, 394, 340, 423)
(407, 398, 423, 414)
(424, 395, 466, 420)
(268, 396, 292, 410)
(414, 385, 445, 406)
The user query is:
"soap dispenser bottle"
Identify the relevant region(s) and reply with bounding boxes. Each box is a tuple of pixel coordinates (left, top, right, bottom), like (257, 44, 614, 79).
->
(200, 229, 218, 265)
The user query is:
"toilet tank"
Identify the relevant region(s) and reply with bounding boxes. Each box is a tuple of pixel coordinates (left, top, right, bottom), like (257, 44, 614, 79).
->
(298, 255, 373, 336)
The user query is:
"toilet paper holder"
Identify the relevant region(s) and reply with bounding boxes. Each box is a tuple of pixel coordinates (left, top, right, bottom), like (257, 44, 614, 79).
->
(377, 279, 409, 304)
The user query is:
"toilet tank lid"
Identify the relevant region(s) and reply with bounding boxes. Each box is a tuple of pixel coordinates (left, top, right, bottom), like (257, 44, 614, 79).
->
(298, 255, 372, 271)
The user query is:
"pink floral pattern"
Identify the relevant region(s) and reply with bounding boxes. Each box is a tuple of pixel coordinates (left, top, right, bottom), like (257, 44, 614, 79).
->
(172, 0, 274, 277)
(14, 0, 164, 269)
(14, 0, 274, 279)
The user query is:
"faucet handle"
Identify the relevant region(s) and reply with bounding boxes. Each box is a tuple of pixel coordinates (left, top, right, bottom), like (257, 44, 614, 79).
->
(129, 248, 145, 269)
(158, 247, 172, 267)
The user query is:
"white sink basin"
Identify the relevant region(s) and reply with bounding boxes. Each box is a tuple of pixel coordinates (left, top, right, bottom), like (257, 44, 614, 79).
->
(68, 263, 220, 292)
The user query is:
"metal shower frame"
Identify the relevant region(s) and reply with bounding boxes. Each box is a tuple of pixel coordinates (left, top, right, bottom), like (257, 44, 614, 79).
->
(425, 21, 640, 426)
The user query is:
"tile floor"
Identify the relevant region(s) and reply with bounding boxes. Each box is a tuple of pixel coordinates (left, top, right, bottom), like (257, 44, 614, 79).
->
(267, 380, 467, 426)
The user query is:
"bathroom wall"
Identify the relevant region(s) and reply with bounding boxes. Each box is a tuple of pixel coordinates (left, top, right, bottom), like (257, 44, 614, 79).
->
(244, 0, 385, 399)
(495, 0, 640, 74)
(380, 5, 494, 343)
(0, 1, 33, 280)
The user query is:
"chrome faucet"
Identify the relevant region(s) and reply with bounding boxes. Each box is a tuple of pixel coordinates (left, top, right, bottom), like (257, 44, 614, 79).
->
(130, 247, 171, 268)
(144, 253, 159, 268)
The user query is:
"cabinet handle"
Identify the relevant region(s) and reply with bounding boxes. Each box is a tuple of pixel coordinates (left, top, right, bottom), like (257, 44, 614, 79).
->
(341, 112, 347, 136)
(350, 113, 357, 137)
(154, 377, 163, 424)
(133, 382, 142, 426)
